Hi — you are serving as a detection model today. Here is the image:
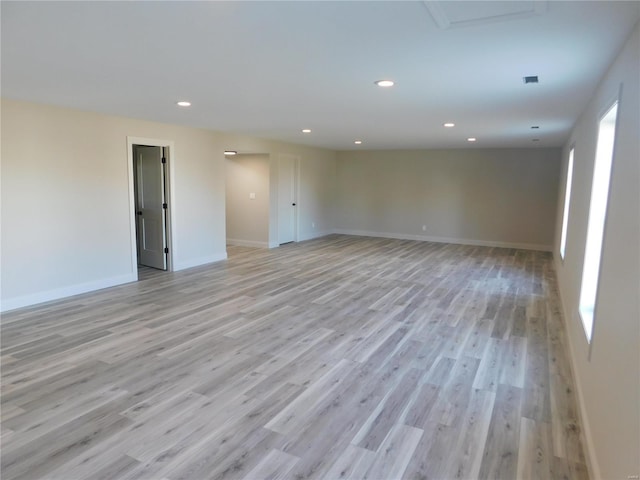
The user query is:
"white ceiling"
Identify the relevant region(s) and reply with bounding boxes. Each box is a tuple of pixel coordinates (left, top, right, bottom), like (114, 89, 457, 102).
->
(2, 1, 639, 150)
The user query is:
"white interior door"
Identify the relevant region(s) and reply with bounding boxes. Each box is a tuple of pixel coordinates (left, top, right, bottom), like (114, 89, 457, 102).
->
(135, 145, 167, 270)
(278, 155, 297, 244)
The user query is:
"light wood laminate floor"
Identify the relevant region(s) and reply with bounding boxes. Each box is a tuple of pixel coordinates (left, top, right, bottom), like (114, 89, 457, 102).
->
(1, 235, 588, 479)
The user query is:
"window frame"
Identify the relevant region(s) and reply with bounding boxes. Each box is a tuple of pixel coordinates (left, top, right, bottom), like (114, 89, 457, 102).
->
(578, 97, 620, 346)
(559, 146, 575, 261)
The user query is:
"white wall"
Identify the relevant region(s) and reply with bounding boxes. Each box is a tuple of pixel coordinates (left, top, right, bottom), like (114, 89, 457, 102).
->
(335, 148, 561, 250)
(225, 154, 271, 247)
(554, 23, 639, 480)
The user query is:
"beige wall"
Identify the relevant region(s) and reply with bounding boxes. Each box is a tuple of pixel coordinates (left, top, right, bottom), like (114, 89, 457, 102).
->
(0, 99, 337, 311)
(222, 135, 337, 243)
(554, 23, 639, 480)
(335, 148, 561, 250)
(1, 99, 226, 310)
(225, 154, 270, 246)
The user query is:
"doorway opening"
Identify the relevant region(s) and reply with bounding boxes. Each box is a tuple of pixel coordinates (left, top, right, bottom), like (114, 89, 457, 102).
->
(127, 137, 174, 276)
(225, 153, 299, 249)
(225, 153, 272, 248)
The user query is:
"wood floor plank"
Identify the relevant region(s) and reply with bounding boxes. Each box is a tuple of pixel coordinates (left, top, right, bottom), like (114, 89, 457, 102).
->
(240, 448, 299, 480)
(446, 388, 496, 480)
(522, 315, 552, 422)
(424, 355, 456, 386)
(363, 423, 423, 480)
(322, 444, 377, 480)
(472, 337, 506, 392)
(499, 335, 527, 388)
(92, 454, 141, 480)
(281, 365, 394, 476)
(404, 421, 458, 480)
(550, 455, 590, 480)
(263, 358, 358, 435)
(477, 383, 523, 479)
(460, 317, 493, 359)
(403, 382, 440, 429)
(1, 406, 132, 480)
(0, 235, 590, 480)
(439, 356, 481, 427)
(517, 417, 553, 480)
(353, 367, 422, 451)
(163, 386, 300, 480)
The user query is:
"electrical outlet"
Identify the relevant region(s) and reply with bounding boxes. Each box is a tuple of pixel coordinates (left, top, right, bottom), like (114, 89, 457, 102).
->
(422, 225, 426, 231)
(312, 222, 315, 229)
(249, 192, 256, 200)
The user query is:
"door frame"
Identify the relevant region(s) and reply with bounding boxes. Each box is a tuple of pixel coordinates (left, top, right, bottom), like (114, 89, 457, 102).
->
(127, 136, 176, 276)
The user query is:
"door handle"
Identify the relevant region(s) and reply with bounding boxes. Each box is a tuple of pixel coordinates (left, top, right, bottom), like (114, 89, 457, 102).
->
(137, 211, 142, 215)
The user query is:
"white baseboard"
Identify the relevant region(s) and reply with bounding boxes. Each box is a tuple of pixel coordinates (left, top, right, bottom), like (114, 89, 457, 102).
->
(297, 230, 334, 242)
(0, 273, 137, 313)
(333, 229, 552, 252)
(0, 233, 548, 313)
(553, 256, 600, 480)
(259, 231, 333, 249)
(173, 251, 228, 271)
(226, 238, 270, 248)
(2, 251, 230, 312)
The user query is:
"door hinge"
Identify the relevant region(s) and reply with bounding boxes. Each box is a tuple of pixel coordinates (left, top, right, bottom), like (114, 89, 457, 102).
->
(163, 203, 168, 209)
(161, 157, 166, 164)
(164, 247, 169, 254)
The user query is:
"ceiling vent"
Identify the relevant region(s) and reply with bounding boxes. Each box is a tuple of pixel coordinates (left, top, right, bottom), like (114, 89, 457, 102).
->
(523, 75, 539, 84)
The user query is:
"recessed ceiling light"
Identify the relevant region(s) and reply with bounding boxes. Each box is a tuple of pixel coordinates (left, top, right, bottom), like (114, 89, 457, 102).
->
(176, 101, 191, 107)
(375, 80, 394, 87)
(443, 123, 455, 128)
(354, 140, 362, 145)
(302, 129, 311, 133)
(224, 150, 237, 156)
(467, 137, 477, 142)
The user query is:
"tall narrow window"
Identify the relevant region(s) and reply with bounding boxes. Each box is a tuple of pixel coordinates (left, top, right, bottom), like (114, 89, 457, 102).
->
(560, 148, 575, 260)
(579, 101, 618, 342)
